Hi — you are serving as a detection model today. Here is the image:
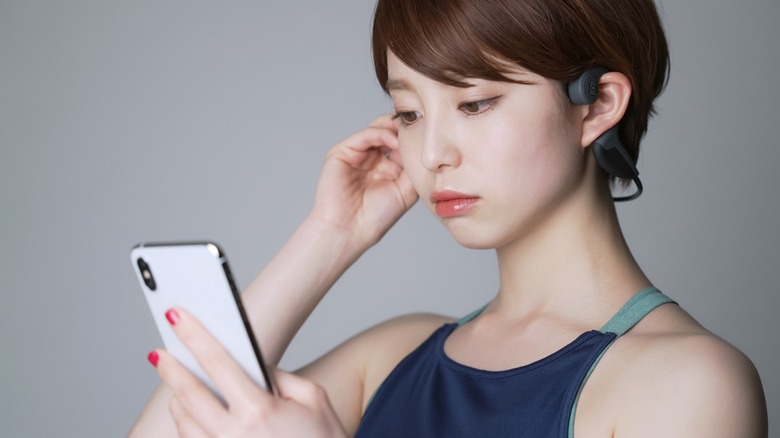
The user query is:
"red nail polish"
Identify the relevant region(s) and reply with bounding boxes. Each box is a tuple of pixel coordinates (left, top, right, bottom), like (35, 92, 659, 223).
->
(165, 309, 180, 325)
(148, 351, 159, 367)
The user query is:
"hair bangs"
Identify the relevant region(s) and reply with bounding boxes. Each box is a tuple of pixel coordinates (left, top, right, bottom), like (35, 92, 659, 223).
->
(372, 0, 521, 90)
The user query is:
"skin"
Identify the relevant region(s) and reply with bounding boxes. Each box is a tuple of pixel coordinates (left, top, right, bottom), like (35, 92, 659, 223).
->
(129, 51, 768, 437)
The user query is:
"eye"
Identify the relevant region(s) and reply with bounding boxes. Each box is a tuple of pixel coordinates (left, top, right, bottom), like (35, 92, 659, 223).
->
(391, 110, 422, 127)
(458, 96, 501, 115)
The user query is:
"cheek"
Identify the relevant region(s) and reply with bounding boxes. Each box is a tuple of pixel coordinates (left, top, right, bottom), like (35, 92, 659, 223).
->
(482, 107, 581, 196)
(397, 132, 414, 171)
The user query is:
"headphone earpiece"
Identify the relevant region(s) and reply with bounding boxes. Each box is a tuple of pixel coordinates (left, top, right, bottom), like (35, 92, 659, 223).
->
(567, 67, 643, 201)
(567, 67, 608, 105)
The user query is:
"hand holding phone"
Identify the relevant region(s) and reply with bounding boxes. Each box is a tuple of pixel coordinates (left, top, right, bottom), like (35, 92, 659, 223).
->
(150, 309, 347, 436)
(131, 241, 276, 398)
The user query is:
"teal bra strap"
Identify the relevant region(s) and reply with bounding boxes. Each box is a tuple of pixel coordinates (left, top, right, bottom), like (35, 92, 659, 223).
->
(568, 287, 677, 437)
(455, 302, 490, 326)
(458, 288, 675, 331)
(599, 287, 676, 336)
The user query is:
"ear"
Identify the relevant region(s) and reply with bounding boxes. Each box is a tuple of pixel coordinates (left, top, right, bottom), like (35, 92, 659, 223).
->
(580, 72, 632, 148)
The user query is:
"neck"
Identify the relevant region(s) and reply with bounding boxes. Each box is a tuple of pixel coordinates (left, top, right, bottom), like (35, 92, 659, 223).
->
(492, 176, 650, 326)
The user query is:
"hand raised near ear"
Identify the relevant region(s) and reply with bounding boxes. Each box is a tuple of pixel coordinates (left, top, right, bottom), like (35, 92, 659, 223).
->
(310, 115, 419, 249)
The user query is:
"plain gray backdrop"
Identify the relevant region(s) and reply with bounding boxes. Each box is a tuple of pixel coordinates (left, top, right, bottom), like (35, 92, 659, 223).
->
(1, 0, 778, 436)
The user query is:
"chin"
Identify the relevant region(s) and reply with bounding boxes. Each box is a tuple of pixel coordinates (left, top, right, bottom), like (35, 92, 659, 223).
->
(446, 226, 508, 250)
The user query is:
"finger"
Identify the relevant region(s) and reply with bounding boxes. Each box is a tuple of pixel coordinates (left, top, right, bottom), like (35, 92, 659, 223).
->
(368, 114, 398, 133)
(383, 142, 402, 166)
(169, 396, 212, 438)
(371, 118, 403, 166)
(166, 307, 269, 408)
(273, 369, 330, 409)
(368, 151, 419, 209)
(154, 349, 228, 435)
(396, 170, 420, 209)
(331, 128, 400, 172)
(336, 126, 399, 158)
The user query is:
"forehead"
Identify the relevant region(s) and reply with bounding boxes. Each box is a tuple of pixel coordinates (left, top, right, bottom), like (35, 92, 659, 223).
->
(385, 52, 428, 92)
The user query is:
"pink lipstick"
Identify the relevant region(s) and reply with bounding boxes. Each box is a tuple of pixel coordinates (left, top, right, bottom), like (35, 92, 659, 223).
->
(431, 190, 480, 218)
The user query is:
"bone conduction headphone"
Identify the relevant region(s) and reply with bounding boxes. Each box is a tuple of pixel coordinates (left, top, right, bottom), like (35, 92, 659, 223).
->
(567, 67, 643, 202)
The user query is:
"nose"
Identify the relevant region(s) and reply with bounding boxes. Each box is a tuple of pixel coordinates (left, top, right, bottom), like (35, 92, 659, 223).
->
(420, 112, 461, 172)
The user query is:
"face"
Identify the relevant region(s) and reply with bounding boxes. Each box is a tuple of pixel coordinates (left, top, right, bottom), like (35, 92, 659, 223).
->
(386, 51, 586, 249)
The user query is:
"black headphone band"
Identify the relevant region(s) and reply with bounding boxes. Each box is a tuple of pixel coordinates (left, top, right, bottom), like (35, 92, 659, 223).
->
(567, 67, 643, 202)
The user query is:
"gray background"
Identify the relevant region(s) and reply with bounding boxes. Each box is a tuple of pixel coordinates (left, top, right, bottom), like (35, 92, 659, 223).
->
(1, 0, 778, 436)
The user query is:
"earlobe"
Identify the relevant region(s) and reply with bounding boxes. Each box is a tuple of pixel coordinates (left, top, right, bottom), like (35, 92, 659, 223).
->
(579, 72, 632, 148)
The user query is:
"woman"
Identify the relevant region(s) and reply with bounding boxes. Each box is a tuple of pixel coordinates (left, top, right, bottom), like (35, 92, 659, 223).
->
(131, 0, 767, 436)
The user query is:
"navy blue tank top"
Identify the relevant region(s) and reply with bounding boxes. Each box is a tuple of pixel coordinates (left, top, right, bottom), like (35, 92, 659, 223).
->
(355, 288, 675, 437)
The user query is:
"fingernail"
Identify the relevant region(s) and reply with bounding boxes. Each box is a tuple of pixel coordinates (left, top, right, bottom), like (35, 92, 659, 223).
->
(148, 351, 159, 367)
(165, 309, 180, 325)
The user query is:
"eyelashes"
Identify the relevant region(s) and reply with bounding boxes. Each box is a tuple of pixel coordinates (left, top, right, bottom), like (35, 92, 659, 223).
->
(391, 110, 422, 126)
(392, 96, 502, 127)
(458, 96, 501, 115)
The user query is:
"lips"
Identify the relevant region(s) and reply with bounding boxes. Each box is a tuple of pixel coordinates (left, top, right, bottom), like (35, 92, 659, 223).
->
(430, 190, 480, 218)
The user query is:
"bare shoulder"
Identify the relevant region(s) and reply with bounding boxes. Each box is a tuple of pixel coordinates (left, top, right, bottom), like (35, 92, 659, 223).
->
(294, 312, 452, 433)
(589, 303, 768, 437)
(354, 312, 455, 405)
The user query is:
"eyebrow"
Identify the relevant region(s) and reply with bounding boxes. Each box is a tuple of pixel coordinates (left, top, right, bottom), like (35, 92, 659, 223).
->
(384, 78, 415, 93)
(385, 72, 535, 94)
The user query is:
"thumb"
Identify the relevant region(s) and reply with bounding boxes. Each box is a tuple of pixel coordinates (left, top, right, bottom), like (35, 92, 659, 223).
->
(274, 369, 329, 409)
(397, 170, 420, 210)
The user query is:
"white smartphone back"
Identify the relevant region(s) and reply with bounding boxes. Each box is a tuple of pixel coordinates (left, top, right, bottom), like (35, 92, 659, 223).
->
(131, 241, 275, 398)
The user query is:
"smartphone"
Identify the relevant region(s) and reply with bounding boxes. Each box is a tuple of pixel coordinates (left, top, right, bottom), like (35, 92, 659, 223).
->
(131, 241, 276, 399)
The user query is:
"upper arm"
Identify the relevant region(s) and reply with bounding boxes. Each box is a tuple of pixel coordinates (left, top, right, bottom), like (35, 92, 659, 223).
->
(294, 313, 453, 435)
(622, 336, 767, 437)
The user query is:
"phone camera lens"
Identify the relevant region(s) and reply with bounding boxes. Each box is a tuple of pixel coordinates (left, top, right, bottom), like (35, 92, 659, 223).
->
(136, 258, 157, 291)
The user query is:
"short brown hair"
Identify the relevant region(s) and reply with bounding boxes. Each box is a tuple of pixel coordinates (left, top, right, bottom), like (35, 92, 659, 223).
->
(372, 0, 670, 167)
